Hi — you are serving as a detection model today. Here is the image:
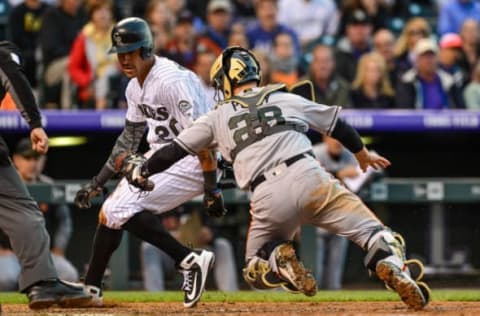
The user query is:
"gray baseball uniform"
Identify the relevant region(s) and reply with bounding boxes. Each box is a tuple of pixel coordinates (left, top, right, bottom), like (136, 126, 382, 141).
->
(174, 84, 382, 260)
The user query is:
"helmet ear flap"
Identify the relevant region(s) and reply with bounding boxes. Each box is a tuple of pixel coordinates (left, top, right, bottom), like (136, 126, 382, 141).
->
(140, 46, 152, 59)
(223, 75, 232, 99)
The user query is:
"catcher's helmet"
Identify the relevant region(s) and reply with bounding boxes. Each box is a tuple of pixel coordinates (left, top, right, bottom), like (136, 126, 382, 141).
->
(108, 17, 153, 59)
(210, 46, 261, 100)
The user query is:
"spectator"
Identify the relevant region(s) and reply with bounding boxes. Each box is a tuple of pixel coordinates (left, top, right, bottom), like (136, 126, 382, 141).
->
(246, 0, 300, 56)
(277, 0, 338, 49)
(463, 60, 480, 109)
(198, 0, 233, 56)
(351, 52, 395, 109)
(68, 0, 120, 109)
(231, 0, 256, 22)
(395, 38, 464, 109)
(164, 9, 198, 69)
(7, 0, 50, 89)
(338, 0, 409, 35)
(393, 17, 432, 75)
(302, 44, 351, 107)
(459, 19, 480, 80)
(335, 9, 373, 82)
(438, 33, 468, 89)
(145, 0, 174, 54)
(194, 50, 217, 108)
(252, 49, 273, 85)
(270, 32, 299, 86)
(85, 0, 123, 21)
(228, 27, 249, 49)
(312, 135, 359, 290)
(12, 138, 79, 282)
(164, 0, 207, 33)
(373, 29, 400, 87)
(39, 0, 86, 109)
(141, 209, 238, 291)
(438, 0, 480, 36)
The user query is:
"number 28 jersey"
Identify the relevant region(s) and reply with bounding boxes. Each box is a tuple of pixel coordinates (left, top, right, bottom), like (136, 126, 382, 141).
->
(125, 56, 209, 150)
(174, 86, 341, 189)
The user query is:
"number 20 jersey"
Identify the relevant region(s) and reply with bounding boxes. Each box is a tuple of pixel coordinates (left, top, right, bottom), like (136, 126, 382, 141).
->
(125, 56, 209, 150)
(174, 86, 341, 189)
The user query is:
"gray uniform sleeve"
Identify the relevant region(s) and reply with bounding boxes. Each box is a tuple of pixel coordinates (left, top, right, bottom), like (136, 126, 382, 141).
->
(0, 43, 42, 129)
(93, 119, 147, 186)
(174, 113, 215, 155)
(299, 96, 341, 135)
(105, 119, 147, 170)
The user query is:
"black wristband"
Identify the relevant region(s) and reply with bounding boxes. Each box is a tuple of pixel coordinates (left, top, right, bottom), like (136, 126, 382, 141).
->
(29, 120, 42, 130)
(203, 170, 218, 192)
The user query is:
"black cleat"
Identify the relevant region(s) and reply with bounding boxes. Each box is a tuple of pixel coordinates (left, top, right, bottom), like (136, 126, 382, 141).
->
(27, 279, 91, 309)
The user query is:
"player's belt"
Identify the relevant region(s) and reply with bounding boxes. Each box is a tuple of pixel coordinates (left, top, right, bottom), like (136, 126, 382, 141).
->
(250, 151, 315, 192)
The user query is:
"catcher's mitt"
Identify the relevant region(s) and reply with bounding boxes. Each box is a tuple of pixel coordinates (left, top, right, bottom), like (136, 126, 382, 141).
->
(115, 152, 155, 191)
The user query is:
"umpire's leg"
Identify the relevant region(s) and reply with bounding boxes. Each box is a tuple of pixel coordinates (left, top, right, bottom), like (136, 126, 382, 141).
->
(0, 164, 57, 292)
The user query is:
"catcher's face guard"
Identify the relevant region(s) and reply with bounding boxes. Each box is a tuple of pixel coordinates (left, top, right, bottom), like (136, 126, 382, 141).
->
(210, 46, 261, 101)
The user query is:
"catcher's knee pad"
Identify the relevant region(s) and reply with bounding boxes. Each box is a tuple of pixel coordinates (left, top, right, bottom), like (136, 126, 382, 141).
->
(364, 228, 406, 273)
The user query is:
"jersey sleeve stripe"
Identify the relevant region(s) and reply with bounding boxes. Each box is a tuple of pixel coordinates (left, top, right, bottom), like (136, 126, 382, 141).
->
(173, 138, 197, 155)
(326, 106, 341, 136)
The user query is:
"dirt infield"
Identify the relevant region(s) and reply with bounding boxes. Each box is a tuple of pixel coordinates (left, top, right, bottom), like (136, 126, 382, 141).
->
(3, 301, 480, 315)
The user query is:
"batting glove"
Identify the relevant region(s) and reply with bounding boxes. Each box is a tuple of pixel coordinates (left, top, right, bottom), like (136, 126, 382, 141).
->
(74, 178, 104, 209)
(116, 153, 155, 191)
(204, 188, 228, 218)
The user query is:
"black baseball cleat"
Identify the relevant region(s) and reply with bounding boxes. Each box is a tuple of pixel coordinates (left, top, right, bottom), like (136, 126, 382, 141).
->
(26, 279, 91, 309)
(179, 250, 215, 308)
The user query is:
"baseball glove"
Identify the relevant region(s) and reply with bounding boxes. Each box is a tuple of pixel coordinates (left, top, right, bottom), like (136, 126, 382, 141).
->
(203, 188, 227, 218)
(115, 152, 155, 191)
(74, 178, 104, 209)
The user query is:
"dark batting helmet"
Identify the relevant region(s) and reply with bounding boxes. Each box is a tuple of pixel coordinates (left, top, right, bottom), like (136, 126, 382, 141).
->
(108, 17, 153, 59)
(210, 46, 261, 100)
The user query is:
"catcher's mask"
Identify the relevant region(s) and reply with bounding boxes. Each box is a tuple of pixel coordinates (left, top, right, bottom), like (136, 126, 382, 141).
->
(210, 46, 261, 100)
(108, 17, 153, 59)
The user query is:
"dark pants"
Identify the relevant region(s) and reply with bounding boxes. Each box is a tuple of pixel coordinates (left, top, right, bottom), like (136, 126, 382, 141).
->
(0, 137, 57, 291)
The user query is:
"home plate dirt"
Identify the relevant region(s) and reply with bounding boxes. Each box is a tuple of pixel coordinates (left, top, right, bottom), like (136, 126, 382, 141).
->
(3, 301, 480, 315)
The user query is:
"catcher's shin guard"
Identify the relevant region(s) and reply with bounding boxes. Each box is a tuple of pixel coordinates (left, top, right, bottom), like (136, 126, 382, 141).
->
(364, 229, 431, 310)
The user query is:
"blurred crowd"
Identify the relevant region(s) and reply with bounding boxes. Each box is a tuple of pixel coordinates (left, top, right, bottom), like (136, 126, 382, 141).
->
(0, 0, 479, 110)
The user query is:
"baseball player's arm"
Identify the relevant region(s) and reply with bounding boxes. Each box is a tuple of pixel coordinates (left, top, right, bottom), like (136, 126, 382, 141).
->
(0, 43, 42, 129)
(330, 119, 390, 172)
(197, 149, 227, 218)
(300, 96, 390, 172)
(74, 119, 147, 208)
(144, 114, 215, 175)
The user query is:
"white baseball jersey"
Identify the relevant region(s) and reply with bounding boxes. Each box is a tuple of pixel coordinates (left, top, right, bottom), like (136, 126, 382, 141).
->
(125, 56, 209, 150)
(101, 56, 210, 229)
(174, 86, 341, 189)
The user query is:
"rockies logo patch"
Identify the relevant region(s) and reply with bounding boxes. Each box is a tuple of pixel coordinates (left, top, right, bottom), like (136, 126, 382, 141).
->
(113, 32, 123, 45)
(178, 100, 192, 115)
